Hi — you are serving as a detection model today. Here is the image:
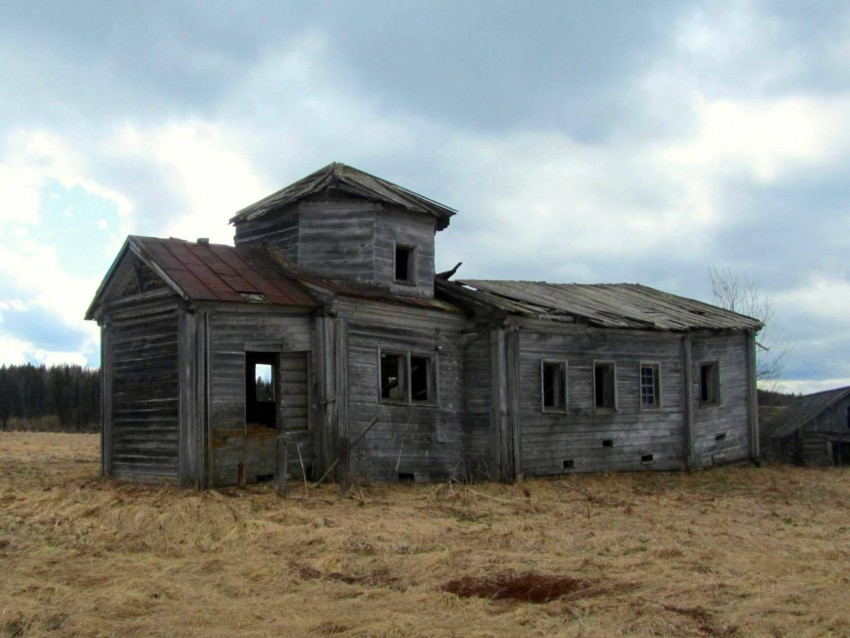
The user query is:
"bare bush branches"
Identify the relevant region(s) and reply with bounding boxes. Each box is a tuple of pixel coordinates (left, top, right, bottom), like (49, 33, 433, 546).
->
(708, 267, 793, 386)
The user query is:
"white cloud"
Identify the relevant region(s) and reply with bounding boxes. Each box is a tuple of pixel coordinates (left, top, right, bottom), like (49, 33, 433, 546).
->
(662, 97, 850, 183)
(112, 120, 266, 243)
(0, 336, 28, 365)
(774, 277, 850, 324)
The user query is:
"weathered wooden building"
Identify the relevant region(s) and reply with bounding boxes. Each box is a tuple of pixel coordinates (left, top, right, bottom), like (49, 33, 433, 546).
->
(87, 162, 763, 487)
(761, 387, 850, 466)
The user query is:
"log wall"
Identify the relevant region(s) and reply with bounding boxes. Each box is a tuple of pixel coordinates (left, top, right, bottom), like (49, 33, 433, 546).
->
(340, 301, 466, 483)
(206, 309, 314, 486)
(104, 293, 181, 482)
(513, 321, 687, 476)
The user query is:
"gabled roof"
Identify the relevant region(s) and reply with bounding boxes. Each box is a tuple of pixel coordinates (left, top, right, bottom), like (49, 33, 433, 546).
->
(229, 162, 457, 231)
(86, 236, 317, 319)
(437, 279, 763, 331)
(764, 386, 850, 439)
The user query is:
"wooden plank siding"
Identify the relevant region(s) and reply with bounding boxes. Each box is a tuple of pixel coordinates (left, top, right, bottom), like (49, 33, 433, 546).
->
(513, 321, 687, 476)
(690, 331, 753, 467)
(374, 206, 436, 299)
(339, 300, 466, 483)
(235, 197, 438, 300)
(206, 310, 314, 486)
(106, 294, 181, 482)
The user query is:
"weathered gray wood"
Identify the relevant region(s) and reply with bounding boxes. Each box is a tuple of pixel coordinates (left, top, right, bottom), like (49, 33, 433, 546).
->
(682, 334, 694, 469)
(100, 325, 113, 477)
(746, 329, 759, 460)
(206, 311, 314, 486)
(107, 298, 181, 481)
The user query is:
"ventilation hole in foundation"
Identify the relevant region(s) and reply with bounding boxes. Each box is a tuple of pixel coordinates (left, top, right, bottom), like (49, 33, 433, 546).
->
(398, 473, 415, 483)
(715, 432, 727, 442)
(641, 454, 654, 463)
(602, 439, 614, 448)
(563, 459, 575, 469)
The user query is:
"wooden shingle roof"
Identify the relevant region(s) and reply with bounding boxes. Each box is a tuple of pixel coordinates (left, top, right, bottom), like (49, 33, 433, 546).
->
(764, 386, 850, 439)
(229, 162, 457, 230)
(439, 280, 763, 332)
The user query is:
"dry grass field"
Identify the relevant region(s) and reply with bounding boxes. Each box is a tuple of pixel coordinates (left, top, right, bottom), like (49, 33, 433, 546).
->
(2, 432, 850, 637)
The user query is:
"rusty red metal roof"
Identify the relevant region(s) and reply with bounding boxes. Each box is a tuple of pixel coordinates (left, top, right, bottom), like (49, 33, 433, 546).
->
(130, 236, 317, 307)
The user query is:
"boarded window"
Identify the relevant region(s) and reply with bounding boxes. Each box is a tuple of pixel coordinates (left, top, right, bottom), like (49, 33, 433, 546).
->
(541, 361, 567, 411)
(640, 363, 660, 409)
(381, 352, 406, 400)
(394, 244, 415, 283)
(699, 362, 720, 406)
(246, 352, 278, 428)
(594, 362, 616, 410)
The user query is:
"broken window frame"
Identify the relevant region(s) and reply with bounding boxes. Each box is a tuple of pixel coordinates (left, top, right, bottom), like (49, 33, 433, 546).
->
(639, 362, 661, 410)
(540, 360, 568, 413)
(379, 349, 438, 405)
(593, 361, 617, 412)
(699, 361, 721, 407)
(394, 243, 417, 285)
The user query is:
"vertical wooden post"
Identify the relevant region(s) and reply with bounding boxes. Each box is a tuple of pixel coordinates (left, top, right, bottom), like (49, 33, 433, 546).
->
(490, 325, 513, 481)
(746, 329, 760, 461)
(100, 322, 113, 477)
(682, 334, 695, 470)
(505, 324, 522, 479)
(276, 433, 289, 497)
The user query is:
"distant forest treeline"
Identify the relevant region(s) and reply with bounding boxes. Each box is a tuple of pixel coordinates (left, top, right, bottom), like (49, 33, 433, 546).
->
(0, 364, 100, 432)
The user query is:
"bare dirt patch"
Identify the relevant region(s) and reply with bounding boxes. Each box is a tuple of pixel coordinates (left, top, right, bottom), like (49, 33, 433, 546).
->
(442, 572, 593, 603)
(3, 431, 850, 637)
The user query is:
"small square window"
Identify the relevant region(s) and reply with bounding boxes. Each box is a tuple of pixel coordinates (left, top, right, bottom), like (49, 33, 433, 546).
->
(380, 351, 438, 404)
(594, 362, 616, 410)
(380, 352, 406, 401)
(541, 361, 567, 412)
(640, 363, 660, 409)
(394, 244, 416, 283)
(699, 362, 720, 406)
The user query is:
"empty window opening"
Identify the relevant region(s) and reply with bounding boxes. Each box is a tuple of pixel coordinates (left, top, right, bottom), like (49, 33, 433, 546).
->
(380, 352, 406, 401)
(255, 363, 274, 402)
(602, 439, 614, 448)
(594, 362, 616, 410)
(541, 361, 567, 411)
(410, 356, 433, 402)
(395, 244, 415, 283)
(700, 362, 720, 405)
(846, 406, 850, 430)
(641, 453, 654, 463)
(640, 364, 660, 409)
(380, 351, 437, 404)
(563, 460, 575, 469)
(255, 474, 274, 483)
(246, 352, 278, 428)
(715, 432, 727, 442)
(398, 472, 415, 483)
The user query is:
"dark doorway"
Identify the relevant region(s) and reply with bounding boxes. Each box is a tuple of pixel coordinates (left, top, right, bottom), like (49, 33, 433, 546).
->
(246, 352, 278, 428)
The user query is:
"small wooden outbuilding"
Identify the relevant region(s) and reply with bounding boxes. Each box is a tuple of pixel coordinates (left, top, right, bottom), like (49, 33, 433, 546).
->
(761, 387, 850, 466)
(87, 162, 763, 487)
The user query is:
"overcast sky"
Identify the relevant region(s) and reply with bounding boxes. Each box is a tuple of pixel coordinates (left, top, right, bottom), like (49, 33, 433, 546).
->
(0, 1, 848, 393)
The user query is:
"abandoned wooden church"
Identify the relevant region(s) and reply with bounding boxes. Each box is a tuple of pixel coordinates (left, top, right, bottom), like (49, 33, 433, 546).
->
(86, 163, 763, 487)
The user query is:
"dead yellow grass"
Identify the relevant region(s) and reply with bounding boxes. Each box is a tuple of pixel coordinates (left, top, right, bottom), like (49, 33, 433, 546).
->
(2, 432, 850, 637)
